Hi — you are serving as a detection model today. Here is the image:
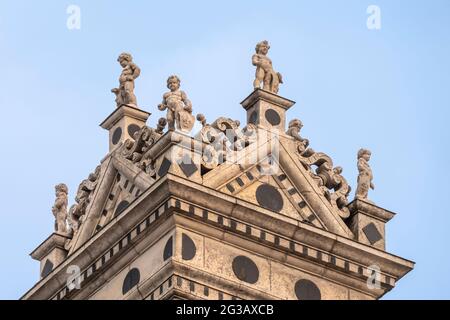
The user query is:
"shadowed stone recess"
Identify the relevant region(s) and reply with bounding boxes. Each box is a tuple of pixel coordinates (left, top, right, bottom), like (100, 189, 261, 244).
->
(41, 259, 54, 278)
(363, 222, 382, 245)
(256, 184, 283, 212)
(158, 158, 172, 177)
(122, 268, 140, 295)
(232, 256, 259, 284)
(163, 236, 173, 261)
(112, 127, 122, 145)
(114, 200, 130, 217)
(182, 234, 196, 261)
(295, 279, 321, 300)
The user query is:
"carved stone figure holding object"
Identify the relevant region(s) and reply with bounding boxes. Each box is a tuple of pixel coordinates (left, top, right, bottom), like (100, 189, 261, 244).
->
(158, 75, 195, 133)
(356, 148, 375, 200)
(52, 183, 69, 234)
(252, 40, 283, 94)
(111, 52, 141, 107)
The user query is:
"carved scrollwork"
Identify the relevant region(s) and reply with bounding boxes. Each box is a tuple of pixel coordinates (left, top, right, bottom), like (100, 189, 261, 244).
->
(287, 118, 351, 219)
(122, 125, 161, 174)
(196, 116, 257, 171)
(68, 165, 101, 235)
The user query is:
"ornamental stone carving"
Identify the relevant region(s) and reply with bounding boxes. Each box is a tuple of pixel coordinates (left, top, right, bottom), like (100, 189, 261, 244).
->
(252, 40, 283, 94)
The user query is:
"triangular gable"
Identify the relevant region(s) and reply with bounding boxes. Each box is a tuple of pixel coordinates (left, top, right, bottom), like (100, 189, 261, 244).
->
(68, 153, 154, 254)
(203, 132, 354, 238)
(216, 160, 325, 229)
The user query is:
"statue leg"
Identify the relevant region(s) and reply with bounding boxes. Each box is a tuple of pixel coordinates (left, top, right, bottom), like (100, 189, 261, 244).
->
(254, 68, 265, 90)
(167, 109, 175, 131)
(263, 71, 272, 91)
(124, 81, 137, 106)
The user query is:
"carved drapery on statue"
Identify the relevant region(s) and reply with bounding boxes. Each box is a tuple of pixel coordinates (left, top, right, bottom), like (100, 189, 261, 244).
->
(287, 119, 351, 219)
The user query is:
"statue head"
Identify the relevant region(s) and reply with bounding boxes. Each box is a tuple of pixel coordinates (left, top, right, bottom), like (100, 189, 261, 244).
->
(255, 40, 270, 55)
(118, 52, 133, 67)
(166, 75, 181, 91)
(288, 119, 303, 130)
(357, 148, 371, 161)
(55, 183, 68, 196)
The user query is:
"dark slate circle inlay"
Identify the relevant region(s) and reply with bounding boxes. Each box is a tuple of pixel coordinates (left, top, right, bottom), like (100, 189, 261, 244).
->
(122, 268, 140, 295)
(249, 111, 258, 124)
(182, 234, 197, 261)
(112, 127, 122, 145)
(158, 158, 172, 177)
(255, 184, 283, 212)
(265, 109, 281, 126)
(41, 259, 54, 278)
(127, 124, 141, 138)
(163, 236, 173, 261)
(114, 200, 130, 217)
(295, 279, 321, 300)
(363, 222, 382, 245)
(232, 256, 259, 284)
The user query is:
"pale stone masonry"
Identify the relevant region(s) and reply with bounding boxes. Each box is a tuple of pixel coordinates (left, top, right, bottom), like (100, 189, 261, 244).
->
(22, 44, 414, 300)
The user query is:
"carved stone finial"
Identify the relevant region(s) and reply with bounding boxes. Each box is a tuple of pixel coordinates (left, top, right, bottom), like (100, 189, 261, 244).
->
(156, 118, 167, 135)
(157, 75, 195, 133)
(111, 52, 141, 107)
(52, 183, 69, 234)
(196, 114, 207, 127)
(356, 148, 374, 200)
(252, 40, 283, 94)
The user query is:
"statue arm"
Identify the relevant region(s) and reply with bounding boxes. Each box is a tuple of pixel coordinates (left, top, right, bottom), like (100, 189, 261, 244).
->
(181, 91, 192, 112)
(252, 54, 261, 67)
(130, 63, 141, 80)
(158, 93, 168, 111)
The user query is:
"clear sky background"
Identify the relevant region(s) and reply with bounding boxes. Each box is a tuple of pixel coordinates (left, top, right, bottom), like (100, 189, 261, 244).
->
(0, 0, 449, 300)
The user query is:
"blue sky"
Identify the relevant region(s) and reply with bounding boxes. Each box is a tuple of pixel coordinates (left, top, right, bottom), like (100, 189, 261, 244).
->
(0, 0, 449, 299)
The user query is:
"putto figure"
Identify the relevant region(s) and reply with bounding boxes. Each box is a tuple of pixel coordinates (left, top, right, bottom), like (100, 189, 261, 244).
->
(252, 40, 283, 94)
(158, 75, 195, 132)
(52, 183, 69, 234)
(356, 148, 375, 200)
(111, 52, 141, 107)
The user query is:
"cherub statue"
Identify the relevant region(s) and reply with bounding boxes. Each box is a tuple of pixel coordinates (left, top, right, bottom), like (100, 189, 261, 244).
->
(252, 40, 283, 94)
(158, 75, 195, 132)
(52, 183, 69, 234)
(355, 148, 375, 200)
(111, 52, 141, 107)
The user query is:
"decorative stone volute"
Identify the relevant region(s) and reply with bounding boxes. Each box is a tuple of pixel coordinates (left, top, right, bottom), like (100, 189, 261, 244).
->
(100, 105, 151, 151)
(241, 88, 295, 132)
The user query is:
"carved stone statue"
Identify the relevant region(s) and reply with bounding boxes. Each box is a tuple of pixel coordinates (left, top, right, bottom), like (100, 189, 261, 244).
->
(356, 148, 374, 200)
(111, 52, 141, 107)
(252, 40, 283, 94)
(158, 75, 195, 132)
(52, 183, 69, 234)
